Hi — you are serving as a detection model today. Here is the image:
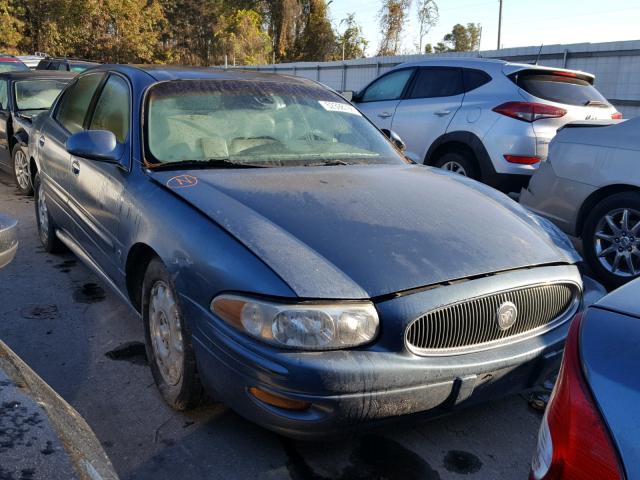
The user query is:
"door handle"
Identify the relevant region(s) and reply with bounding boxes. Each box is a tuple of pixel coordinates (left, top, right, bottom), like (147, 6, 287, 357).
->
(39, 135, 45, 147)
(71, 160, 80, 175)
(435, 110, 452, 116)
(377, 112, 392, 118)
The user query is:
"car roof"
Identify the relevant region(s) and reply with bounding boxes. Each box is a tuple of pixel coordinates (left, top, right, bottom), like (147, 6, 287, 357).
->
(395, 57, 594, 79)
(43, 58, 98, 64)
(104, 64, 318, 86)
(0, 70, 76, 80)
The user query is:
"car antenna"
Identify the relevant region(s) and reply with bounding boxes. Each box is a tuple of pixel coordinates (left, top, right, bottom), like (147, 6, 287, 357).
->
(534, 44, 544, 65)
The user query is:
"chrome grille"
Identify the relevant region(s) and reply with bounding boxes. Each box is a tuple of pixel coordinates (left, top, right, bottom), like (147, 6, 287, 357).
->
(406, 283, 578, 355)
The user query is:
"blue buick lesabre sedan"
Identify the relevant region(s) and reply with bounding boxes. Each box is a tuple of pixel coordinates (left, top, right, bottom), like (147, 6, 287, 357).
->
(28, 65, 604, 438)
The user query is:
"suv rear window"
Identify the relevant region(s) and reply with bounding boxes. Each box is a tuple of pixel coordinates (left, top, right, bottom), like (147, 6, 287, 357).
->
(511, 70, 608, 107)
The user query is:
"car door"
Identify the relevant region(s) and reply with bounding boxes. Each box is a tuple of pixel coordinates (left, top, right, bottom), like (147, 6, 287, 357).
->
(38, 72, 105, 229)
(354, 68, 416, 131)
(67, 73, 131, 281)
(0, 80, 10, 168)
(390, 67, 465, 163)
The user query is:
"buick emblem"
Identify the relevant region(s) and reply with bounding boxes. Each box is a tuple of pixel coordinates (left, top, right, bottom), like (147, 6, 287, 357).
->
(497, 302, 518, 331)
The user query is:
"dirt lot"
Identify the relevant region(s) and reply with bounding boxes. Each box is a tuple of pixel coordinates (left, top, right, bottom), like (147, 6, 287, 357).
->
(0, 173, 543, 480)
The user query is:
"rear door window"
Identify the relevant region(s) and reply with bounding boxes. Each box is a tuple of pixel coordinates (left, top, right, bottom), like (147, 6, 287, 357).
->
(462, 69, 491, 92)
(89, 75, 130, 143)
(360, 69, 414, 102)
(54, 73, 105, 134)
(407, 67, 463, 99)
(512, 70, 608, 106)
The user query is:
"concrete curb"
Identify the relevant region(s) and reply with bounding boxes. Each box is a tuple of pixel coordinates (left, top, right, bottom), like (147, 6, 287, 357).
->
(0, 340, 119, 480)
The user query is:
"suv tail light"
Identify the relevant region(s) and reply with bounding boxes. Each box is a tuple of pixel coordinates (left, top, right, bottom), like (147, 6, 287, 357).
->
(612, 112, 623, 120)
(530, 313, 623, 480)
(504, 155, 540, 165)
(493, 102, 566, 122)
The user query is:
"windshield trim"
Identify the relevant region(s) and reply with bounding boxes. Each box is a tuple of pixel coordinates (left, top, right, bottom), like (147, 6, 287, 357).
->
(141, 78, 409, 171)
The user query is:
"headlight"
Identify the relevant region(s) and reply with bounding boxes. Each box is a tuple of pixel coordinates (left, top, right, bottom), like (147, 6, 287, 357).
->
(211, 294, 379, 350)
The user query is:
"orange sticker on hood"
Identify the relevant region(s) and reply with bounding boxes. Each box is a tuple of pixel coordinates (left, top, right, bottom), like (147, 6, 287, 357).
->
(167, 174, 198, 188)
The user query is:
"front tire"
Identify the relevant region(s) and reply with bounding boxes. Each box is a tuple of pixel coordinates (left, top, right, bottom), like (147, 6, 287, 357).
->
(142, 258, 203, 410)
(12, 144, 33, 195)
(34, 173, 64, 253)
(434, 151, 479, 180)
(583, 192, 640, 289)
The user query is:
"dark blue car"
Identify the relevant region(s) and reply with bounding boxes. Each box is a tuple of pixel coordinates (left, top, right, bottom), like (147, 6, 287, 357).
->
(29, 65, 604, 438)
(531, 278, 640, 480)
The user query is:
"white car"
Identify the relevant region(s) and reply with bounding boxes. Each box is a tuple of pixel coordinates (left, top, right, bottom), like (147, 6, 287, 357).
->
(351, 58, 619, 193)
(521, 117, 640, 288)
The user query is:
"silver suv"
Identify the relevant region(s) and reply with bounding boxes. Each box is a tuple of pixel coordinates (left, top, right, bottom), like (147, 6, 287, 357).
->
(352, 58, 620, 192)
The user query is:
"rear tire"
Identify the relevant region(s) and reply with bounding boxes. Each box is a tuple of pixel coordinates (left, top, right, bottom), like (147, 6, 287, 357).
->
(582, 192, 640, 289)
(12, 144, 33, 195)
(434, 151, 479, 180)
(142, 258, 203, 410)
(34, 173, 65, 253)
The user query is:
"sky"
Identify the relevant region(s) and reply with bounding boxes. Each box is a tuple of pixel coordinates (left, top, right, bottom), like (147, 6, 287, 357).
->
(328, 0, 640, 55)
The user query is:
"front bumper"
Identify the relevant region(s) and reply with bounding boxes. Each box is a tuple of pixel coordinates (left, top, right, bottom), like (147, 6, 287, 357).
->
(187, 266, 605, 439)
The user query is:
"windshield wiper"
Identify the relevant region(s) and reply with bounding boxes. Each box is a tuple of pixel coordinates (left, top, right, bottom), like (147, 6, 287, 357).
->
(302, 159, 353, 167)
(148, 158, 268, 171)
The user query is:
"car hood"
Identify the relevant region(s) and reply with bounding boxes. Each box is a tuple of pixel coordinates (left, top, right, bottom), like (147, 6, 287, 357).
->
(150, 164, 576, 299)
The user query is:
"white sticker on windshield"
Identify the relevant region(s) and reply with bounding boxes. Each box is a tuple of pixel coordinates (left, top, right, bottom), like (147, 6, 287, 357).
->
(318, 101, 360, 116)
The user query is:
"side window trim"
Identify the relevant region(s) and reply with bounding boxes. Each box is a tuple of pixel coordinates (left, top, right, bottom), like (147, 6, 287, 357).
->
(407, 67, 464, 100)
(86, 71, 133, 172)
(86, 72, 133, 143)
(53, 72, 107, 134)
(359, 67, 417, 103)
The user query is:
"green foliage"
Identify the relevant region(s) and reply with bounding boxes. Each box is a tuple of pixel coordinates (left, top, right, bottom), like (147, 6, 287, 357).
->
(0, 0, 23, 53)
(336, 13, 367, 60)
(377, 0, 411, 57)
(1, 0, 340, 64)
(442, 23, 481, 52)
(217, 9, 272, 65)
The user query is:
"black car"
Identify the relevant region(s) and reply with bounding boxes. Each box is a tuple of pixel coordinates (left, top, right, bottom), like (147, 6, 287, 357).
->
(36, 57, 98, 73)
(0, 71, 74, 194)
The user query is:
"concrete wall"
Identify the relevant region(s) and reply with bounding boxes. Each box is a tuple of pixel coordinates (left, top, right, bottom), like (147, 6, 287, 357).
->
(242, 40, 640, 119)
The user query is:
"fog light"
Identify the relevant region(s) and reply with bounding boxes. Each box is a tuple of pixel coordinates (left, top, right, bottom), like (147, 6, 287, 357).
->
(249, 387, 311, 411)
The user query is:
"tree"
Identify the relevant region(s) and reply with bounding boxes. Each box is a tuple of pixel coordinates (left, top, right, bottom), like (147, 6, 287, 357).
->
(442, 23, 481, 52)
(416, 0, 437, 54)
(293, 0, 335, 61)
(0, 0, 23, 53)
(336, 12, 367, 60)
(377, 0, 411, 56)
(92, 0, 167, 63)
(423, 43, 433, 54)
(217, 9, 272, 65)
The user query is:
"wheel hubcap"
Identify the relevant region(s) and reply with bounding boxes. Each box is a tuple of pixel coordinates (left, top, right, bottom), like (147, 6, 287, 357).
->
(441, 161, 467, 176)
(14, 149, 30, 190)
(37, 182, 49, 243)
(594, 207, 640, 277)
(149, 281, 184, 386)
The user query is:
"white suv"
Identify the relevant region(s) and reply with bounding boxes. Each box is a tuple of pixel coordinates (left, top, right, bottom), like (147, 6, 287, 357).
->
(352, 58, 620, 192)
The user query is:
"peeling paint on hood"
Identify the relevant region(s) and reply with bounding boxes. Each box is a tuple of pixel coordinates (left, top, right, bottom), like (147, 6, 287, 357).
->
(150, 164, 576, 299)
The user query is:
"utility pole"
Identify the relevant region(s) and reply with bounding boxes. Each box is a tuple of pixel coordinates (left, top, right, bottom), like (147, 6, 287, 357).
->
(497, 0, 503, 50)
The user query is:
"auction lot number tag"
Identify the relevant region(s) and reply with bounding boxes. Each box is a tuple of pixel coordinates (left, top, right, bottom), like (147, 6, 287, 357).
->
(318, 101, 360, 116)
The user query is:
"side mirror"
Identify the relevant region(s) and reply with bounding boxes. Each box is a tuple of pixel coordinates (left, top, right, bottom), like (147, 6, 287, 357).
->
(340, 91, 354, 102)
(0, 213, 18, 269)
(381, 129, 406, 152)
(66, 130, 123, 163)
